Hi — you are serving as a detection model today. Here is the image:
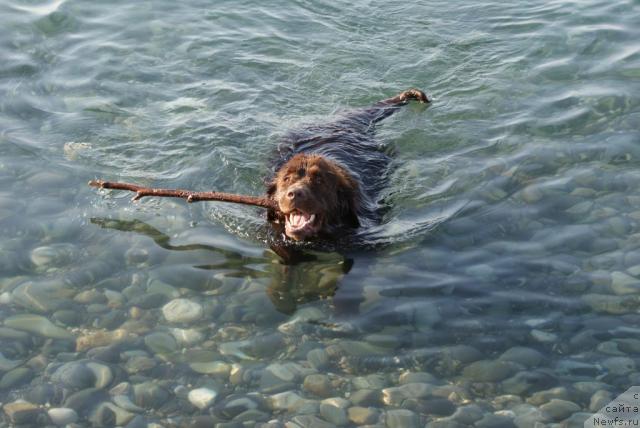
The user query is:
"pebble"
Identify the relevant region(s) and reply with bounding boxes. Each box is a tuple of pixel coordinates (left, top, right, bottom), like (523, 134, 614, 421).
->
(307, 348, 330, 370)
(170, 327, 204, 346)
(89, 402, 135, 426)
(603, 356, 635, 375)
(539, 398, 581, 421)
(48, 407, 79, 425)
(5, 313, 74, 341)
(382, 383, 435, 406)
(611, 271, 640, 295)
(269, 391, 318, 414)
(582, 293, 639, 314)
(462, 360, 517, 382)
(0, 367, 33, 389)
(3, 400, 43, 425)
(11, 279, 73, 312)
(589, 390, 612, 412)
(385, 409, 419, 428)
(448, 404, 485, 425)
(527, 387, 570, 406)
(530, 329, 558, 343)
(129, 292, 167, 309)
(398, 371, 438, 384)
(499, 347, 544, 368)
(0, 351, 22, 372)
(502, 371, 557, 395)
(30, 244, 75, 269)
(132, 382, 171, 409)
(348, 406, 380, 425)
(350, 389, 382, 407)
(303, 374, 334, 398)
(217, 395, 261, 419)
(51, 361, 96, 389)
(144, 331, 178, 355)
(76, 329, 131, 351)
(188, 387, 218, 410)
(475, 413, 516, 428)
(189, 361, 231, 377)
(64, 387, 108, 413)
(289, 415, 335, 428)
(319, 397, 350, 426)
(162, 298, 203, 323)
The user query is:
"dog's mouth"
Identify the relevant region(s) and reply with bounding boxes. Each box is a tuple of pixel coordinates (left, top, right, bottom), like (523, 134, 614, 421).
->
(284, 210, 322, 240)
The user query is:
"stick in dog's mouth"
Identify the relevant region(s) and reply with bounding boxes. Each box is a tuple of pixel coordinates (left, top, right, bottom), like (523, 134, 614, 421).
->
(88, 179, 279, 211)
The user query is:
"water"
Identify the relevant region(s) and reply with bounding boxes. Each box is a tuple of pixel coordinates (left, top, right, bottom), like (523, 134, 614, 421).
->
(1, 0, 639, 425)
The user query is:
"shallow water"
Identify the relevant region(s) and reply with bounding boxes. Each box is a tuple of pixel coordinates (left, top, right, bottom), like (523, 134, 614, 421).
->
(1, 0, 640, 426)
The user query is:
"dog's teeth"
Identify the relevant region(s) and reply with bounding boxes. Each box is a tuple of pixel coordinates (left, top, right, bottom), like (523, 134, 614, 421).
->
(309, 214, 315, 222)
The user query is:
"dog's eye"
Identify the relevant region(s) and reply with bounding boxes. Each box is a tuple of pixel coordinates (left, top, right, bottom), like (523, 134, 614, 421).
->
(283, 176, 290, 182)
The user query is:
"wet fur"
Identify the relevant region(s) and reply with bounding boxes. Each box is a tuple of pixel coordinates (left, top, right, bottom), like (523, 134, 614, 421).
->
(266, 89, 428, 241)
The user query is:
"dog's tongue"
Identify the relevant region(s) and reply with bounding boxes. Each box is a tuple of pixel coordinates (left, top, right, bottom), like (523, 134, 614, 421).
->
(290, 212, 311, 227)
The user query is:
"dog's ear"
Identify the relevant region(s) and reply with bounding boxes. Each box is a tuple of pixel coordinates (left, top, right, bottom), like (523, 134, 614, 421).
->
(266, 180, 277, 197)
(336, 174, 360, 229)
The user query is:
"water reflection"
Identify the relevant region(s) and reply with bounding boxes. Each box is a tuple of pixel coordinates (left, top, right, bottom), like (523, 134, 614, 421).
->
(91, 217, 354, 315)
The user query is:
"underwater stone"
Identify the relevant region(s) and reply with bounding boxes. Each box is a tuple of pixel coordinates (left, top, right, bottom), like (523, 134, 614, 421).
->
(348, 406, 380, 425)
(189, 361, 231, 377)
(76, 329, 131, 352)
(539, 399, 580, 421)
(51, 362, 96, 389)
(448, 404, 485, 425)
(162, 298, 203, 323)
(3, 400, 43, 425)
(11, 279, 73, 313)
(499, 347, 544, 368)
(89, 402, 135, 427)
(398, 371, 438, 385)
(462, 360, 517, 382)
(48, 407, 78, 425)
(30, 244, 76, 269)
(589, 390, 612, 412)
(319, 397, 350, 426)
(582, 293, 640, 314)
(170, 327, 204, 346)
(188, 387, 218, 410)
(5, 313, 74, 341)
(303, 374, 333, 398)
(132, 382, 171, 409)
(144, 332, 178, 355)
(382, 383, 436, 406)
(307, 348, 330, 370)
(602, 356, 635, 375)
(386, 409, 419, 428)
(0, 367, 33, 390)
(526, 387, 570, 406)
(610, 271, 640, 295)
(0, 351, 22, 372)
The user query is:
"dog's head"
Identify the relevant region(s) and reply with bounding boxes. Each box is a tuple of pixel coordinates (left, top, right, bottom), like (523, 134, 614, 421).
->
(267, 154, 360, 241)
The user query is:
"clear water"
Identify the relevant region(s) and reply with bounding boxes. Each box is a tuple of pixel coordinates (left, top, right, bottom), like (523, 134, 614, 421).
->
(1, 0, 640, 426)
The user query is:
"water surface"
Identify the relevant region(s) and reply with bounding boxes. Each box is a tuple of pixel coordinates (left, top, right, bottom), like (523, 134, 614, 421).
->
(1, 0, 640, 426)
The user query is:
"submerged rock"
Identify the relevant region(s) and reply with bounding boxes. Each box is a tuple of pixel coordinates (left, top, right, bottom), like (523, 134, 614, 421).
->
(162, 298, 203, 323)
(462, 360, 517, 382)
(4, 313, 74, 341)
(47, 407, 78, 425)
(188, 387, 218, 410)
(3, 400, 43, 425)
(319, 397, 350, 426)
(539, 398, 581, 421)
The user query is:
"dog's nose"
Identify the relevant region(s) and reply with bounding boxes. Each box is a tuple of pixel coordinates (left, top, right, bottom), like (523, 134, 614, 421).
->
(287, 189, 301, 200)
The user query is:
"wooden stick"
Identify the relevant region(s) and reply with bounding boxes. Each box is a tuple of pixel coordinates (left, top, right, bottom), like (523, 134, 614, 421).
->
(89, 179, 278, 211)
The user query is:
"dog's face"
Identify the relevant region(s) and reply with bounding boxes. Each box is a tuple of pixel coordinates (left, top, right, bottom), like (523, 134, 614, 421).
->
(268, 154, 360, 241)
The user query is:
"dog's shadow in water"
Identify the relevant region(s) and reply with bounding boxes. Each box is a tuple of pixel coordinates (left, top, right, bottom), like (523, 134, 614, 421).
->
(91, 217, 354, 315)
